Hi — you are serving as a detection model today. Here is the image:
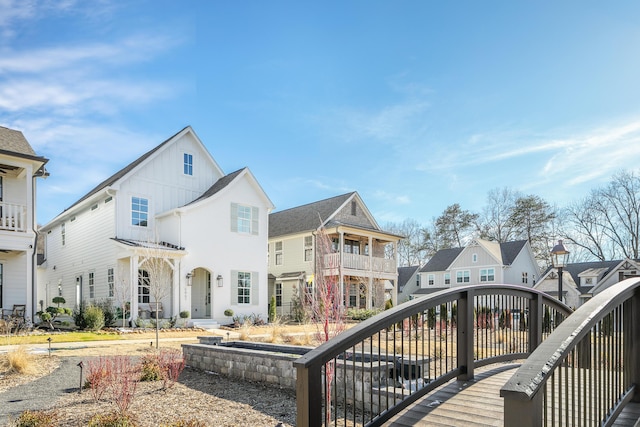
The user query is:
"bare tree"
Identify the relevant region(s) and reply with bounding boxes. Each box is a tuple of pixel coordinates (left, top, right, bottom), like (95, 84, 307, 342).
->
(312, 225, 346, 424)
(562, 170, 640, 261)
(384, 218, 427, 266)
(477, 187, 521, 242)
(113, 268, 131, 328)
(138, 240, 174, 349)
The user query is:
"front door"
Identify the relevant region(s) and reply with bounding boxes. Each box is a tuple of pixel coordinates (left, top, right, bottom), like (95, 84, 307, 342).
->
(75, 275, 83, 306)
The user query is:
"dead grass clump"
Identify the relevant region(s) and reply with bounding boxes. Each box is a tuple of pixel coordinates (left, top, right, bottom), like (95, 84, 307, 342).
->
(238, 323, 251, 341)
(3, 346, 36, 375)
(12, 409, 59, 427)
(266, 319, 284, 344)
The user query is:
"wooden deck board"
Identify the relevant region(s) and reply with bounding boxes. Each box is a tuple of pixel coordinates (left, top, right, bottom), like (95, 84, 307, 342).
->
(385, 364, 640, 427)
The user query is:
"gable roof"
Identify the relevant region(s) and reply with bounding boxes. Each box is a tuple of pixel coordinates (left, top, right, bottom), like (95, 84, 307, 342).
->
(420, 247, 464, 272)
(397, 265, 420, 292)
(269, 192, 355, 237)
(537, 260, 622, 294)
(186, 168, 245, 206)
(500, 240, 528, 265)
(0, 126, 37, 156)
(420, 240, 529, 273)
(0, 126, 48, 164)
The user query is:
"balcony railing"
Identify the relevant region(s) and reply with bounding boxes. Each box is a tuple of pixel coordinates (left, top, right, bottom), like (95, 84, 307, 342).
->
(0, 202, 27, 232)
(323, 253, 396, 274)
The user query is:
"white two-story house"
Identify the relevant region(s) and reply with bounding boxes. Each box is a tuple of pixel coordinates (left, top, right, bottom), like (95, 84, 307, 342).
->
(38, 126, 273, 326)
(268, 192, 401, 317)
(413, 239, 540, 298)
(0, 127, 48, 322)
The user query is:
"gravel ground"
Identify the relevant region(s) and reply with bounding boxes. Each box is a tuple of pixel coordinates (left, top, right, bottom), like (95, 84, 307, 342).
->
(0, 339, 297, 426)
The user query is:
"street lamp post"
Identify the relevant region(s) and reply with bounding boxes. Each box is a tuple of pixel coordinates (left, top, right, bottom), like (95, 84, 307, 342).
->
(550, 240, 570, 303)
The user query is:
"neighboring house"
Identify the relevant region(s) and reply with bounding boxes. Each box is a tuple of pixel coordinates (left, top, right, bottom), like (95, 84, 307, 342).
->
(0, 127, 48, 322)
(413, 239, 540, 298)
(396, 265, 421, 304)
(38, 126, 273, 327)
(534, 259, 640, 308)
(268, 192, 401, 317)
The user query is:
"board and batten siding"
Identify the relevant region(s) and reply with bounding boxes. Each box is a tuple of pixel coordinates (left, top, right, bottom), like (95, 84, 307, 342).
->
(40, 196, 117, 308)
(115, 132, 224, 241)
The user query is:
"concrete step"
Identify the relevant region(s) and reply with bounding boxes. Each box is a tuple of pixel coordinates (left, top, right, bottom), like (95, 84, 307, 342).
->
(188, 319, 220, 330)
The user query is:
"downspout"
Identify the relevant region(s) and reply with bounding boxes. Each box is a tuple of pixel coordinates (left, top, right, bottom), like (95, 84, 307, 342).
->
(32, 165, 49, 321)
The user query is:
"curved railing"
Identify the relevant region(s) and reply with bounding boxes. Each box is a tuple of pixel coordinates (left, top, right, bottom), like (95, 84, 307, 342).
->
(501, 277, 640, 427)
(294, 284, 572, 427)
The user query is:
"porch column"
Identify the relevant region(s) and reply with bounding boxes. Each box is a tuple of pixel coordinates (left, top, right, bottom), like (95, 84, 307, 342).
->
(173, 258, 180, 319)
(339, 231, 344, 306)
(392, 240, 398, 306)
(367, 236, 373, 309)
(130, 255, 139, 323)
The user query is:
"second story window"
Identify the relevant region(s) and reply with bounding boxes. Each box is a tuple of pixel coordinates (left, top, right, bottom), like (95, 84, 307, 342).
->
(275, 241, 283, 265)
(428, 274, 435, 286)
(444, 273, 451, 285)
(184, 153, 193, 175)
(480, 268, 495, 282)
(61, 222, 66, 246)
(131, 197, 148, 227)
(456, 270, 470, 284)
(344, 239, 360, 254)
(304, 236, 313, 262)
(231, 203, 258, 235)
(522, 272, 528, 284)
(108, 268, 115, 297)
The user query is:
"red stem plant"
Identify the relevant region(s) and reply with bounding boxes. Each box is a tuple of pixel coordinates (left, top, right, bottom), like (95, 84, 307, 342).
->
(107, 356, 140, 415)
(158, 348, 186, 390)
(311, 225, 346, 424)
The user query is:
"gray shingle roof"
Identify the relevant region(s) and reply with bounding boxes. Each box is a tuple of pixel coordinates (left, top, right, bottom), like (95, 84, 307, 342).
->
(269, 192, 355, 238)
(540, 260, 622, 293)
(0, 126, 37, 156)
(500, 240, 528, 265)
(186, 168, 245, 206)
(420, 248, 464, 272)
(55, 126, 189, 217)
(397, 265, 420, 292)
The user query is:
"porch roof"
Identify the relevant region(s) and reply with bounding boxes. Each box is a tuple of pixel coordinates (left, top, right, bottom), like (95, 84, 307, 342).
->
(112, 238, 186, 252)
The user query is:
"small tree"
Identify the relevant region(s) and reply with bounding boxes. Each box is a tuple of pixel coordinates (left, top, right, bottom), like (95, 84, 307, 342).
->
(37, 296, 72, 330)
(269, 295, 277, 322)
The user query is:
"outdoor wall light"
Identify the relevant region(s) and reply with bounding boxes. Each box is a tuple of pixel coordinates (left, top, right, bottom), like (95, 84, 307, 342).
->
(217, 274, 223, 287)
(186, 271, 193, 286)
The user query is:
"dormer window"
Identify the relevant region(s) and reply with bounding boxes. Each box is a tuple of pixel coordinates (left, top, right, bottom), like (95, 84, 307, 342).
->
(183, 153, 193, 176)
(585, 277, 593, 285)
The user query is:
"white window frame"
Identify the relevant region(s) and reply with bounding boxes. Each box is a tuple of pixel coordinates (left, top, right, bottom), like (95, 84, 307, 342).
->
(237, 271, 251, 304)
(108, 268, 115, 297)
(131, 196, 149, 227)
(275, 283, 282, 307)
(472, 253, 478, 263)
(304, 235, 313, 262)
(138, 269, 150, 304)
(456, 270, 470, 284)
(231, 203, 258, 235)
(275, 241, 283, 266)
(480, 268, 495, 282)
(88, 272, 95, 299)
(183, 152, 193, 176)
(428, 274, 435, 286)
(444, 273, 451, 285)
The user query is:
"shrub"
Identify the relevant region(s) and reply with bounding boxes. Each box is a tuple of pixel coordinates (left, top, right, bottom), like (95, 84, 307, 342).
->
(179, 310, 190, 319)
(96, 299, 117, 327)
(134, 317, 147, 328)
(84, 305, 105, 331)
(347, 308, 380, 321)
(5, 346, 35, 375)
(269, 295, 277, 322)
(139, 354, 163, 382)
(385, 299, 393, 310)
(223, 309, 233, 317)
(85, 356, 111, 402)
(73, 301, 88, 329)
(88, 412, 137, 426)
(14, 409, 59, 427)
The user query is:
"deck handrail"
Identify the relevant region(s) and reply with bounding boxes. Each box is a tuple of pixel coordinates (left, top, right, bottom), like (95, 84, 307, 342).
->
(501, 277, 640, 427)
(294, 284, 572, 427)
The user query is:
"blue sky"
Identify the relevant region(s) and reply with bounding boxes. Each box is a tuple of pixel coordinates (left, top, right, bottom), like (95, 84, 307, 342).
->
(1, 1, 640, 226)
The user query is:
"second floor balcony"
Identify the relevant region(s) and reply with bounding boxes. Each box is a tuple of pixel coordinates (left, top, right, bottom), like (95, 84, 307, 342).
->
(323, 252, 396, 275)
(0, 202, 27, 232)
